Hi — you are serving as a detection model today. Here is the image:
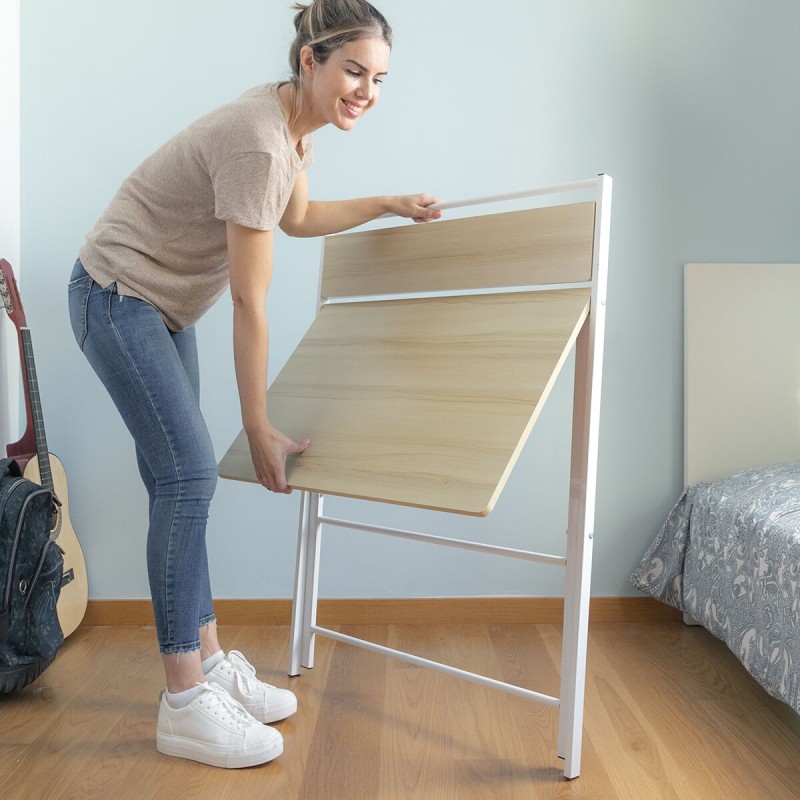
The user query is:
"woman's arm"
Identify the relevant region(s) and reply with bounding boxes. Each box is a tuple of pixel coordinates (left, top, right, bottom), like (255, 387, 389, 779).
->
(226, 220, 309, 493)
(279, 171, 442, 238)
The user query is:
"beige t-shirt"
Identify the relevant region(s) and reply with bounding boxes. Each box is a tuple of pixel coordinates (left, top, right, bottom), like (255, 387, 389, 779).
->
(79, 83, 313, 331)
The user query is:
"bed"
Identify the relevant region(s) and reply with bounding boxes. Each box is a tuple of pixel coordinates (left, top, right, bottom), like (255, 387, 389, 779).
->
(631, 262, 800, 715)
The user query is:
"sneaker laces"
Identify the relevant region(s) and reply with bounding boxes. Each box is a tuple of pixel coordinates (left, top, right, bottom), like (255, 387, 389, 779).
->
(197, 682, 255, 729)
(226, 650, 272, 695)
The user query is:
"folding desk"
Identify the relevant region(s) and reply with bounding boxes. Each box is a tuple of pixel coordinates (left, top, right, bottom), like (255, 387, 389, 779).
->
(220, 176, 612, 779)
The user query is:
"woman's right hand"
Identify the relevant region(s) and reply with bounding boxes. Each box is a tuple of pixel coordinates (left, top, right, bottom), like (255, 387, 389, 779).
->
(246, 423, 311, 494)
(389, 193, 443, 223)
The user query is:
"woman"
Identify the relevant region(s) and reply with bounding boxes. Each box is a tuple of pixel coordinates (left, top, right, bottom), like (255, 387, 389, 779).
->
(68, 0, 441, 769)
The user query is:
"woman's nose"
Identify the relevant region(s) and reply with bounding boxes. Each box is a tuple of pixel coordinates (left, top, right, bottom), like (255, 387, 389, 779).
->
(356, 78, 374, 101)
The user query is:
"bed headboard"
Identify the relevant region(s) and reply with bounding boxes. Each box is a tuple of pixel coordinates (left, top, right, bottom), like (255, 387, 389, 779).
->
(684, 262, 800, 485)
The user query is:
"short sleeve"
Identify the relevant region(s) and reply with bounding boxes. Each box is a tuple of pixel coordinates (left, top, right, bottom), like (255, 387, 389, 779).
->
(212, 152, 281, 231)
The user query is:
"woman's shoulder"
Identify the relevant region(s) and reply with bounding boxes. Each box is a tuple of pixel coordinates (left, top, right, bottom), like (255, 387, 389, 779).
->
(188, 84, 289, 160)
(231, 82, 281, 111)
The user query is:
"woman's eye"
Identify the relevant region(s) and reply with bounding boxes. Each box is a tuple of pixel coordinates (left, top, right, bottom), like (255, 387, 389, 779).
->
(346, 69, 361, 78)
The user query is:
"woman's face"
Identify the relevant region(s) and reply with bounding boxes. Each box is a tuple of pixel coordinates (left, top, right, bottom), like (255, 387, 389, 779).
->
(304, 37, 391, 131)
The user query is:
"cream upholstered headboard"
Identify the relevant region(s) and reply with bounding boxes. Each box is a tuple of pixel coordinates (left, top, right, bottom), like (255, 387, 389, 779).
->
(684, 263, 800, 486)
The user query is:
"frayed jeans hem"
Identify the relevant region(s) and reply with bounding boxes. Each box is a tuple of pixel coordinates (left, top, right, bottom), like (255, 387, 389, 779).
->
(159, 641, 202, 656)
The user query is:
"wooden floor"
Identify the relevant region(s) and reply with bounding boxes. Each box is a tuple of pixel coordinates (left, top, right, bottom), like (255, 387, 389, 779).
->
(2, 621, 799, 799)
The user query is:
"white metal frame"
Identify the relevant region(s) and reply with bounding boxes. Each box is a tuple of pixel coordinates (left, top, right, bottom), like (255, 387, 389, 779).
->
(287, 175, 612, 781)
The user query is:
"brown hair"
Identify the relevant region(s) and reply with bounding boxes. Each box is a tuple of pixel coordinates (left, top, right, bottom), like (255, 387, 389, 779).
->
(288, 0, 392, 84)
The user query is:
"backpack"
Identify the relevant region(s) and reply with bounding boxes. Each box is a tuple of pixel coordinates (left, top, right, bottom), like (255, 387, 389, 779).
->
(0, 457, 64, 692)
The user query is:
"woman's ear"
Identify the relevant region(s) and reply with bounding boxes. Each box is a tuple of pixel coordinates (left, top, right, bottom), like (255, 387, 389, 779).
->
(299, 45, 316, 79)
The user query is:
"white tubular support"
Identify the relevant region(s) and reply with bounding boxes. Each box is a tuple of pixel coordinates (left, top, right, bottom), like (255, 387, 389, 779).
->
(558, 319, 593, 776)
(378, 178, 599, 218)
(558, 174, 612, 779)
(300, 492, 324, 669)
(429, 179, 599, 213)
(318, 515, 566, 567)
(312, 625, 560, 707)
(288, 491, 310, 676)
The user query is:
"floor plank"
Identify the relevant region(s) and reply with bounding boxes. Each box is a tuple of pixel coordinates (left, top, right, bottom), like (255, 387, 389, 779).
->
(1, 621, 799, 799)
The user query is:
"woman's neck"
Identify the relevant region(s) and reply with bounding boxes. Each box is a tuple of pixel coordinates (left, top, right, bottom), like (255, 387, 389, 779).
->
(277, 82, 323, 149)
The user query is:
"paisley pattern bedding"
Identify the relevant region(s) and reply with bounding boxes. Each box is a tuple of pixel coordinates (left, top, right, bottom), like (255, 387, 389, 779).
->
(631, 462, 800, 714)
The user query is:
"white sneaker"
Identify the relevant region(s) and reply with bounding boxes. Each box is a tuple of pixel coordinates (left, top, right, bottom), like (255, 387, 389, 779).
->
(156, 682, 283, 768)
(205, 650, 297, 724)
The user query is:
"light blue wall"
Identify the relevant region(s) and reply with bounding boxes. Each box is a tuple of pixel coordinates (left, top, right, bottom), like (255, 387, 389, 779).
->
(19, 1, 800, 600)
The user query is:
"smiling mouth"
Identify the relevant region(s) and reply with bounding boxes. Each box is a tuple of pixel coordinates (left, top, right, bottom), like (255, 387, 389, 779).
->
(342, 99, 365, 116)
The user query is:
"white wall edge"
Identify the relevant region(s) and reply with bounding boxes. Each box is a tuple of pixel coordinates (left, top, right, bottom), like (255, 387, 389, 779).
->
(0, 0, 21, 453)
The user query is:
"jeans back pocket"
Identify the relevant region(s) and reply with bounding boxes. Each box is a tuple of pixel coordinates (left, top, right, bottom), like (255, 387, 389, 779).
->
(67, 261, 94, 350)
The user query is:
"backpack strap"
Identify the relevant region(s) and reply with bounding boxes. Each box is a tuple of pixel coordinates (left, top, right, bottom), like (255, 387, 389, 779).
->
(0, 459, 22, 479)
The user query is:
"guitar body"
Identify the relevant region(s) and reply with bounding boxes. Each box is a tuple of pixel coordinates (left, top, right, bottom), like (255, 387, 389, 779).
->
(23, 453, 88, 638)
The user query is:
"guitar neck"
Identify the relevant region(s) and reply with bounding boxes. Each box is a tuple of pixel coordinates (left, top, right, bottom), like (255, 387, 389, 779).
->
(20, 327, 53, 492)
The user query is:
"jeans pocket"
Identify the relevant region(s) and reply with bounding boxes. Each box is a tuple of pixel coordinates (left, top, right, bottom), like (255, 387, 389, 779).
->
(67, 272, 94, 350)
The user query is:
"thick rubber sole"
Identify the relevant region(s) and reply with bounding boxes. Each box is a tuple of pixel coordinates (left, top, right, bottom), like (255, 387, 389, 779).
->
(156, 731, 283, 768)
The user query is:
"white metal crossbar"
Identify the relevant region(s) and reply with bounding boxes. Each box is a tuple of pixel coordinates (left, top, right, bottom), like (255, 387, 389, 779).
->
(378, 178, 600, 217)
(317, 514, 567, 566)
(311, 624, 561, 707)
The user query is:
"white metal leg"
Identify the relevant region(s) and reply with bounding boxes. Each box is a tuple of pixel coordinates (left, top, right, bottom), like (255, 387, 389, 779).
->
(558, 565, 579, 761)
(559, 524, 594, 779)
(288, 491, 311, 676)
(559, 320, 588, 773)
(557, 177, 610, 779)
(300, 492, 324, 669)
(559, 318, 596, 779)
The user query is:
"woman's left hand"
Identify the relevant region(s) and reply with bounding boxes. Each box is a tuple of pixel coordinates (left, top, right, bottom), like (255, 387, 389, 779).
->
(389, 194, 444, 223)
(246, 423, 310, 494)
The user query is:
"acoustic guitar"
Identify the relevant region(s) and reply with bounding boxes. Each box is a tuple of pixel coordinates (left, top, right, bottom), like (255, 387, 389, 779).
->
(0, 258, 88, 637)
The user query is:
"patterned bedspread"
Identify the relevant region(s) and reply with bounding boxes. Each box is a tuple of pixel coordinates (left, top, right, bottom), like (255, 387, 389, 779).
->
(631, 462, 800, 714)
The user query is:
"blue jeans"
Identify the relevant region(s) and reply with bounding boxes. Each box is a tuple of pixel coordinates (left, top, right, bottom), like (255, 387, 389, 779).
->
(68, 259, 216, 654)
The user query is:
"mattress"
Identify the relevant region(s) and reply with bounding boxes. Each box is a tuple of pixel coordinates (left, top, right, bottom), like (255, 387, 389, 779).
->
(631, 462, 800, 714)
